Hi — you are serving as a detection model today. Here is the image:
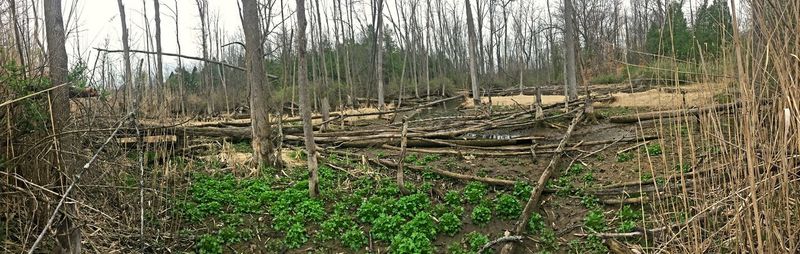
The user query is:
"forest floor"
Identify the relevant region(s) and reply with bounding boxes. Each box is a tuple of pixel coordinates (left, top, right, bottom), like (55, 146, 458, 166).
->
(146, 82, 732, 253)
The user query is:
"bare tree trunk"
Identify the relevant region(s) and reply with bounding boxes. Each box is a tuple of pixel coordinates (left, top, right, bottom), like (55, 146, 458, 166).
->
(296, 0, 319, 197)
(424, 0, 432, 100)
(465, 0, 481, 105)
(9, 0, 27, 73)
(173, 0, 185, 115)
(564, 0, 578, 100)
(44, 0, 80, 252)
(196, 0, 212, 115)
(117, 0, 134, 113)
(313, 0, 330, 123)
(153, 0, 164, 89)
(373, 0, 385, 109)
(242, 0, 282, 169)
(141, 0, 153, 107)
(397, 118, 408, 192)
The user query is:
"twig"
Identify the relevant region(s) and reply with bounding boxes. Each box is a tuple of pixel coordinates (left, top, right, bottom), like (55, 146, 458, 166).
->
(617, 141, 649, 154)
(0, 82, 70, 108)
(478, 235, 524, 254)
(27, 111, 134, 254)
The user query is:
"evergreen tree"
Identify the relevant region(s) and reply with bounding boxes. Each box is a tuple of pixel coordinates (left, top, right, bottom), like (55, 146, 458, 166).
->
(646, 2, 693, 60)
(694, 0, 733, 58)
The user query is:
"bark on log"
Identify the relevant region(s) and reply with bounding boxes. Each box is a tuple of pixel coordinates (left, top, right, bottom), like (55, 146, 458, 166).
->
(377, 158, 516, 186)
(608, 102, 739, 123)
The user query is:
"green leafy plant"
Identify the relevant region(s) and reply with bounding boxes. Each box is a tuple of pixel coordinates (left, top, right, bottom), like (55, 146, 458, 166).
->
(494, 194, 522, 220)
(569, 235, 607, 254)
(582, 171, 596, 184)
(465, 232, 490, 252)
(463, 182, 487, 204)
(471, 203, 492, 225)
(401, 212, 437, 239)
(421, 154, 441, 165)
(645, 143, 663, 156)
(284, 222, 307, 249)
(528, 212, 546, 233)
(618, 205, 641, 221)
(357, 196, 388, 223)
(371, 214, 405, 241)
(393, 193, 431, 218)
(439, 212, 462, 236)
(675, 163, 692, 173)
(540, 227, 558, 251)
(581, 194, 600, 209)
(341, 226, 368, 250)
(640, 172, 653, 182)
(616, 152, 633, 162)
(584, 209, 607, 232)
(196, 234, 223, 254)
(617, 220, 637, 233)
(512, 181, 533, 200)
(296, 199, 325, 222)
(568, 163, 585, 176)
(218, 226, 252, 244)
(444, 190, 462, 206)
(377, 183, 401, 198)
(318, 213, 356, 241)
(390, 232, 434, 254)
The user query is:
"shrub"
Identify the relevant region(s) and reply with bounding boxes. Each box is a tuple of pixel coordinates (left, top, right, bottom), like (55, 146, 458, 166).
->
(439, 212, 462, 236)
(471, 203, 492, 225)
(463, 182, 487, 204)
(494, 194, 522, 220)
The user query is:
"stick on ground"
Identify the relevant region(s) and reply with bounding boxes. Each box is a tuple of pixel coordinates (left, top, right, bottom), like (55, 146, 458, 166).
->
(500, 109, 585, 254)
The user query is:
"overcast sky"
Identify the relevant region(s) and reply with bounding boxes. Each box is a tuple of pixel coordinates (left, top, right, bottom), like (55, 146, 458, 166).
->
(65, 0, 245, 74)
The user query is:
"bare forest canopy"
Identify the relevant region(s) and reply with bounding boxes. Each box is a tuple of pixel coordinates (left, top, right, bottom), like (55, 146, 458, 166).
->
(2, 0, 737, 114)
(2, 0, 799, 253)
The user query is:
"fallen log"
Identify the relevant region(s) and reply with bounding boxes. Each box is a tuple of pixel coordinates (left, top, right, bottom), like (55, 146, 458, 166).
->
(376, 158, 517, 186)
(322, 149, 518, 186)
(608, 102, 739, 123)
(501, 110, 585, 254)
(321, 94, 466, 125)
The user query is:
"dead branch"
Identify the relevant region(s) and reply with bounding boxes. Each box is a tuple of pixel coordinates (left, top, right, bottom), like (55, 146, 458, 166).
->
(500, 109, 585, 254)
(478, 235, 524, 254)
